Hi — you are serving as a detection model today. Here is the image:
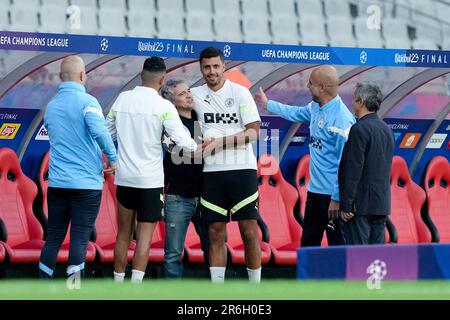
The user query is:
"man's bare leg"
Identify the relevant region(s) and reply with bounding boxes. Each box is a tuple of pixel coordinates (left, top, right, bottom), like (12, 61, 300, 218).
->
(131, 221, 157, 282)
(239, 219, 261, 282)
(208, 222, 227, 282)
(113, 202, 136, 281)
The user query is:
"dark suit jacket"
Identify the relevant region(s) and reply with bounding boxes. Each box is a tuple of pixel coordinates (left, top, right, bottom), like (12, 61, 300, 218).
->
(339, 113, 394, 215)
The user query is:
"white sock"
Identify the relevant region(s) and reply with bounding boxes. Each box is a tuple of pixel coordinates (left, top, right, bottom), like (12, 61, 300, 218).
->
(113, 271, 125, 283)
(247, 267, 261, 283)
(131, 269, 145, 283)
(209, 267, 226, 283)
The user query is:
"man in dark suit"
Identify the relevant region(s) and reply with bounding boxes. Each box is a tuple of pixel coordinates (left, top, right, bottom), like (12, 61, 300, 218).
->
(338, 83, 394, 245)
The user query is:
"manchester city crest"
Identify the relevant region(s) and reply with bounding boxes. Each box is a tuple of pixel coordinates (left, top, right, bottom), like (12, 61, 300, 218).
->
(318, 118, 324, 128)
(225, 98, 235, 108)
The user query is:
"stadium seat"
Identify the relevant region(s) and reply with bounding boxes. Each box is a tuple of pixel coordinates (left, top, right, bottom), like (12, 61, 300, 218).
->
(258, 154, 301, 265)
(149, 220, 166, 263)
(297, 0, 323, 18)
(92, 171, 136, 263)
(157, 11, 185, 40)
(41, 0, 69, 7)
(271, 14, 300, 45)
(213, 0, 240, 16)
(436, 1, 450, 25)
(424, 156, 450, 243)
(360, 0, 394, 18)
(186, 13, 214, 41)
(98, 7, 127, 36)
(225, 220, 271, 265)
(157, 0, 184, 14)
(39, 5, 67, 34)
(390, 156, 430, 244)
(393, 0, 410, 19)
(294, 154, 331, 246)
(70, 0, 97, 10)
(184, 222, 205, 263)
(242, 14, 272, 44)
(67, 5, 98, 35)
(0, 6, 9, 31)
(13, 0, 40, 10)
(185, 0, 213, 16)
(98, 0, 126, 11)
(354, 16, 384, 48)
(383, 18, 411, 49)
(128, 8, 156, 38)
(10, 5, 39, 32)
(327, 17, 357, 47)
(299, 16, 328, 46)
(241, 0, 269, 17)
(128, 0, 153, 11)
(409, 0, 437, 25)
(0, 243, 4, 263)
(415, 20, 442, 46)
(412, 38, 439, 50)
(213, 13, 242, 42)
(268, 0, 297, 20)
(294, 154, 309, 225)
(0, 148, 44, 263)
(323, 0, 352, 18)
(33, 151, 96, 263)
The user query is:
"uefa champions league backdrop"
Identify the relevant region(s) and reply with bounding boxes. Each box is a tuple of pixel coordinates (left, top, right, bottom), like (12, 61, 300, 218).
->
(0, 30, 449, 184)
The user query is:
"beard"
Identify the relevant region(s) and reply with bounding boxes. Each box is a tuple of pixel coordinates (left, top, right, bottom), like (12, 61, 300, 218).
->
(312, 94, 321, 103)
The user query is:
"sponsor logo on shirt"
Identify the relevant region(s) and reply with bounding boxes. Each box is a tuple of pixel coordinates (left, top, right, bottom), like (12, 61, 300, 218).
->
(309, 136, 323, 150)
(204, 113, 239, 124)
(425, 133, 447, 149)
(0, 123, 21, 139)
(399, 133, 421, 148)
(35, 124, 49, 141)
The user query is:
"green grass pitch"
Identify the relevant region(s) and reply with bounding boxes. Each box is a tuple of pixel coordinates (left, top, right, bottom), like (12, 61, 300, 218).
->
(1, 280, 450, 300)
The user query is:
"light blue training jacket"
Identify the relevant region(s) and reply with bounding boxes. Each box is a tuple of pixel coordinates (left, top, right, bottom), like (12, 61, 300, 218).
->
(44, 82, 117, 190)
(268, 95, 355, 201)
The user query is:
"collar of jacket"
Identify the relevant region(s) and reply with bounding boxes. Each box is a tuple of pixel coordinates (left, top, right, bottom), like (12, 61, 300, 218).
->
(58, 81, 86, 92)
(319, 95, 342, 112)
(357, 112, 379, 122)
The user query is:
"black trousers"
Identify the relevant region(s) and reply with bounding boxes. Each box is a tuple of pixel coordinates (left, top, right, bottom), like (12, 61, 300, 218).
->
(339, 215, 387, 245)
(39, 187, 101, 279)
(301, 191, 344, 247)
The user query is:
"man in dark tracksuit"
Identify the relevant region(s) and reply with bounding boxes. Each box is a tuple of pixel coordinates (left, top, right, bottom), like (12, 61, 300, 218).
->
(338, 83, 394, 245)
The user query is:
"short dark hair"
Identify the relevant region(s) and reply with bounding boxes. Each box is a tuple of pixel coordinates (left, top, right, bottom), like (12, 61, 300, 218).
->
(354, 83, 383, 112)
(143, 56, 166, 73)
(199, 47, 225, 63)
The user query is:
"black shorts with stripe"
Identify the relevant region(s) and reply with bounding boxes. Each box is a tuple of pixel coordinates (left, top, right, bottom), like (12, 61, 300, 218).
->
(200, 169, 259, 224)
(116, 186, 164, 223)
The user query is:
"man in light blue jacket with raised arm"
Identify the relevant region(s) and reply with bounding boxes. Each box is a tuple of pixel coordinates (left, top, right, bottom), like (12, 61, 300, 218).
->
(255, 65, 355, 247)
(39, 55, 117, 280)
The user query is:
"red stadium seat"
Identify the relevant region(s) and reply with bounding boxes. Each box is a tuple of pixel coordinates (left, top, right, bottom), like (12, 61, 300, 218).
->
(294, 154, 328, 246)
(390, 156, 430, 243)
(149, 220, 166, 263)
(184, 222, 205, 263)
(225, 220, 271, 265)
(0, 148, 44, 263)
(424, 156, 450, 243)
(258, 154, 301, 265)
(34, 151, 96, 263)
(33, 151, 50, 234)
(93, 171, 136, 263)
(0, 243, 5, 263)
(294, 154, 310, 223)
